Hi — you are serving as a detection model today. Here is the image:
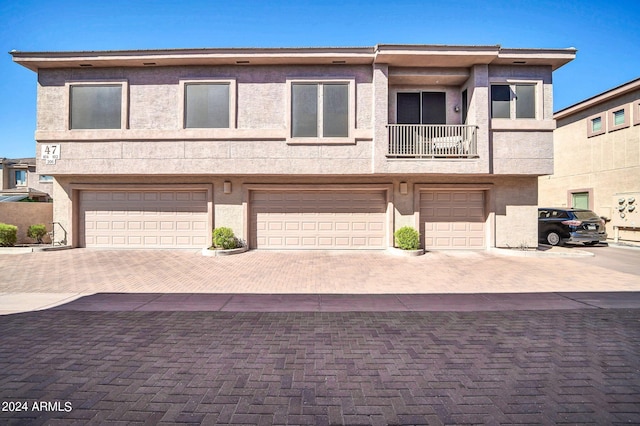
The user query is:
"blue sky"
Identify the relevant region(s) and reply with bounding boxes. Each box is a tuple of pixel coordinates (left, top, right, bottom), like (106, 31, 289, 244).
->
(1, 0, 639, 158)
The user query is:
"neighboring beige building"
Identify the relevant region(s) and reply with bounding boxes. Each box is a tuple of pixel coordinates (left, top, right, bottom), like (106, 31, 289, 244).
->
(0, 157, 52, 202)
(12, 44, 575, 250)
(539, 78, 640, 243)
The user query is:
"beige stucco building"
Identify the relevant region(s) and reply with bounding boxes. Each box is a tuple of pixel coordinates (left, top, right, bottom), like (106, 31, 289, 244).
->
(539, 78, 640, 244)
(0, 157, 51, 202)
(12, 44, 575, 250)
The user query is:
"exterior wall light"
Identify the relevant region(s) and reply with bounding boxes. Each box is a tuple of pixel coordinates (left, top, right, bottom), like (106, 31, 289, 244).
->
(399, 182, 408, 195)
(223, 181, 232, 194)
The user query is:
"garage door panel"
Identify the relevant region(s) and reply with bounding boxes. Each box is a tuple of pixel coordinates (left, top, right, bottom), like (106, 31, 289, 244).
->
(421, 190, 486, 249)
(80, 190, 208, 249)
(251, 190, 387, 249)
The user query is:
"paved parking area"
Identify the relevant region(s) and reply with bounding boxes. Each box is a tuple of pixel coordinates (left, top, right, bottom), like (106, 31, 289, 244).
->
(1, 248, 639, 296)
(1, 309, 639, 424)
(1, 248, 639, 424)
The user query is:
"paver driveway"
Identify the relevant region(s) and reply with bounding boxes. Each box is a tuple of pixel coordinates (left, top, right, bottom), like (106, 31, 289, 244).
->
(1, 249, 640, 424)
(1, 309, 639, 425)
(1, 248, 639, 294)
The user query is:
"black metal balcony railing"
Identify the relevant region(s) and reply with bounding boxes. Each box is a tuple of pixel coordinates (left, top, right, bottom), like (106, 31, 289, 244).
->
(387, 124, 478, 159)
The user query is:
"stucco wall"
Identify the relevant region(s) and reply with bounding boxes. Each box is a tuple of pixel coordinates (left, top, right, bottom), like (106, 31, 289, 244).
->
(539, 88, 640, 242)
(53, 174, 538, 249)
(493, 177, 539, 248)
(36, 65, 376, 176)
(0, 202, 53, 244)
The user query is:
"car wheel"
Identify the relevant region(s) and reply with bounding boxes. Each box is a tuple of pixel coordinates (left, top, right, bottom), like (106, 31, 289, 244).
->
(546, 231, 561, 246)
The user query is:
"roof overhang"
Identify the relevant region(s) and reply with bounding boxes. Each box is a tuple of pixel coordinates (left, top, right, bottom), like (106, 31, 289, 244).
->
(10, 44, 576, 73)
(493, 47, 577, 71)
(10, 47, 376, 71)
(554, 77, 640, 120)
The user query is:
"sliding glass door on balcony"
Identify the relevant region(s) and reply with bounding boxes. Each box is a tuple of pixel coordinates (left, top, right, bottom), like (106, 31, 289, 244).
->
(397, 92, 446, 125)
(390, 91, 477, 159)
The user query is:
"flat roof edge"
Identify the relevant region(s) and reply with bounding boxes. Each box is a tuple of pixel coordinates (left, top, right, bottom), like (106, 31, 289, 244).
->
(554, 77, 640, 119)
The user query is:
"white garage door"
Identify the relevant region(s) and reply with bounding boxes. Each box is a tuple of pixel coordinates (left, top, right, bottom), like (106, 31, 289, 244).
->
(420, 190, 485, 249)
(250, 190, 387, 249)
(80, 190, 209, 248)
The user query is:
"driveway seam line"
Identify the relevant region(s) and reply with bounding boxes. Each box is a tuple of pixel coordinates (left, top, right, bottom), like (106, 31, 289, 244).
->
(133, 293, 163, 311)
(218, 295, 234, 312)
(554, 292, 603, 310)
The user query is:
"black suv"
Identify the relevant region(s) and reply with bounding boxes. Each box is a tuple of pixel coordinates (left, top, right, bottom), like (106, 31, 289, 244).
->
(538, 208, 607, 246)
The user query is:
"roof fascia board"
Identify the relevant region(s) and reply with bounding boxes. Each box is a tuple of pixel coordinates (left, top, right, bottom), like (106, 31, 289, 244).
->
(554, 77, 640, 119)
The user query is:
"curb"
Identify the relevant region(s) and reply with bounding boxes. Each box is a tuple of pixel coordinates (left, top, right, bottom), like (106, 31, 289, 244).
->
(490, 246, 594, 258)
(386, 247, 425, 257)
(201, 246, 249, 257)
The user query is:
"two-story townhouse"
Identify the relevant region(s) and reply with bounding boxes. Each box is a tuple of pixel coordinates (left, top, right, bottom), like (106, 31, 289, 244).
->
(11, 44, 575, 250)
(539, 77, 640, 244)
(0, 157, 51, 202)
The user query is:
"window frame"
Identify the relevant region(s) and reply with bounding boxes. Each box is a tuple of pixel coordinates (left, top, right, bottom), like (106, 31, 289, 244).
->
(66, 81, 129, 130)
(395, 91, 447, 125)
(179, 78, 237, 129)
(608, 104, 630, 132)
(14, 170, 27, 186)
(286, 78, 355, 144)
(587, 112, 606, 137)
(634, 100, 640, 126)
(489, 79, 542, 120)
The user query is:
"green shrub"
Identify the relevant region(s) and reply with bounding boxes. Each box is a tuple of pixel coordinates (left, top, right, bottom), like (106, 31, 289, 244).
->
(212, 227, 237, 249)
(28, 224, 48, 243)
(394, 226, 420, 250)
(0, 223, 18, 247)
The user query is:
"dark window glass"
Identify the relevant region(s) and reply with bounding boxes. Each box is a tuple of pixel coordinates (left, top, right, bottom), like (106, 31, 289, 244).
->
(397, 93, 421, 124)
(70, 85, 122, 129)
(292, 84, 318, 137)
(515, 85, 535, 118)
(185, 83, 230, 128)
(323, 84, 349, 137)
(491, 85, 511, 119)
(461, 89, 468, 123)
(421, 92, 446, 124)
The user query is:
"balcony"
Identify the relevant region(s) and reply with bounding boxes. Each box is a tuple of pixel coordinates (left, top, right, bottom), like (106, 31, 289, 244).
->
(387, 124, 478, 159)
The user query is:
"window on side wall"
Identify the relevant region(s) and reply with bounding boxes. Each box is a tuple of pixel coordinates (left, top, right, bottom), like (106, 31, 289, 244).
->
(290, 82, 350, 138)
(490, 83, 536, 119)
(14, 170, 26, 186)
(184, 83, 230, 128)
(39, 175, 54, 183)
(70, 84, 123, 129)
(608, 104, 630, 132)
(587, 112, 606, 137)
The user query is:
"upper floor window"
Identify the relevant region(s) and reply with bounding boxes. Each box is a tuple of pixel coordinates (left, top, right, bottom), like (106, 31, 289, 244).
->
(291, 82, 349, 138)
(587, 112, 606, 137)
(608, 104, 630, 132)
(14, 170, 26, 186)
(491, 83, 536, 119)
(70, 84, 123, 129)
(613, 109, 625, 126)
(184, 83, 230, 128)
(39, 175, 54, 183)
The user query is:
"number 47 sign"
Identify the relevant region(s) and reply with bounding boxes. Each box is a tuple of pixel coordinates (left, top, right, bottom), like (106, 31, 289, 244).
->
(41, 144, 60, 165)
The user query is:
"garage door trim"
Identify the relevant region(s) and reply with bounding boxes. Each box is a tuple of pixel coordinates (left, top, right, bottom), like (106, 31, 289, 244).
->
(71, 184, 213, 248)
(244, 184, 394, 249)
(414, 184, 493, 250)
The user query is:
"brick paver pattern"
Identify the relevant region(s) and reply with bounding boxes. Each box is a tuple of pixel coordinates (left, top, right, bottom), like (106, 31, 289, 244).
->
(1, 309, 639, 425)
(1, 249, 639, 294)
